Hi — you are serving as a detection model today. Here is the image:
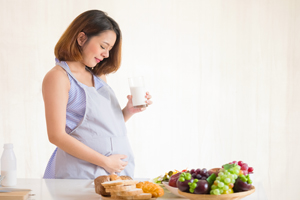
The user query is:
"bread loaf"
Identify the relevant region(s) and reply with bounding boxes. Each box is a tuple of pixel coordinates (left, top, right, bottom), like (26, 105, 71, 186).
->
(95, 174, 152, 200)
(110, 174, 122, 181)
(120, 176, 133, 180)
(94, 175, 111, 196)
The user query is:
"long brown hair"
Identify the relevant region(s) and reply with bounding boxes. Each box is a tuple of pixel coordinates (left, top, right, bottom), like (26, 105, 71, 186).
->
(54, 10, 122, 76)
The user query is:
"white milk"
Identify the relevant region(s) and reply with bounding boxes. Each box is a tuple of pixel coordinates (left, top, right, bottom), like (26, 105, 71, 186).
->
(130, 86, 147, 107)
(1, 170, 17, 186)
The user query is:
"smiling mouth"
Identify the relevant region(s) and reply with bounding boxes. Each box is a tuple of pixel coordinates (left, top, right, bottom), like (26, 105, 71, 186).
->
(95, 58, 102, 63)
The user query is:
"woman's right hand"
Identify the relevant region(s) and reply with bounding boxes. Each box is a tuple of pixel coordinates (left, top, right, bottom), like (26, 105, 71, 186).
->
(104, 154, 128, 174)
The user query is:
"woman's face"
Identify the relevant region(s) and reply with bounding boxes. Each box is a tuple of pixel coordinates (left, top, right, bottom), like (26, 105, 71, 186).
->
(81, 30, 117, 67)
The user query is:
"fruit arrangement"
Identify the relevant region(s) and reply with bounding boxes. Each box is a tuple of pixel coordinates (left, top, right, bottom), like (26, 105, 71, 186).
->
(168, 161, 254, 196)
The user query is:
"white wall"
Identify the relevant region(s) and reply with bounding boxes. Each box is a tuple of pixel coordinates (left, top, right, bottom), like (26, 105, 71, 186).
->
(0, 0, 299, 199)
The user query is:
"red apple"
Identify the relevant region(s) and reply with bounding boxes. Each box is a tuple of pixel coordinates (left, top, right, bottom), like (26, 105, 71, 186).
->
(169, 172, 182, 187)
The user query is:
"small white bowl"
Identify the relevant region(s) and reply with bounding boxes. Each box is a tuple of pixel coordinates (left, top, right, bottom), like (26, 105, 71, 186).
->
(162, 181, 185, 198)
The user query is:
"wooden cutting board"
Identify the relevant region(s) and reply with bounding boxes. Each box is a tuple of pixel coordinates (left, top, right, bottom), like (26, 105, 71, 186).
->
(0, 191, 30, 200)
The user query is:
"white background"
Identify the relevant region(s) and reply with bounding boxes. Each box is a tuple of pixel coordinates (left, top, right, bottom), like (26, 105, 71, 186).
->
(0, 0, 299, 200)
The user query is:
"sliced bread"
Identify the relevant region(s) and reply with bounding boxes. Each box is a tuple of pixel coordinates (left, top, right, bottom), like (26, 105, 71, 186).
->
(106, 185, 136, 193)
(116, 188, 143, 196)
(102, 180, 125, 188)
(102, 180, 139, 188)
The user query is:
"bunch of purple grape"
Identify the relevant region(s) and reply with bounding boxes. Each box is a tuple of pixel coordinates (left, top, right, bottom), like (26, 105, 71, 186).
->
(190, 168, 211, 180)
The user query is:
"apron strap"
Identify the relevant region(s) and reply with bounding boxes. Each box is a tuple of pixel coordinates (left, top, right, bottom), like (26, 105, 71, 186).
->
(55, 58, 104, 89)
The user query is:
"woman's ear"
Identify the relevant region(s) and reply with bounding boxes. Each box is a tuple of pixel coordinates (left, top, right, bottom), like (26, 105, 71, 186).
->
(77, 32, 88, 47)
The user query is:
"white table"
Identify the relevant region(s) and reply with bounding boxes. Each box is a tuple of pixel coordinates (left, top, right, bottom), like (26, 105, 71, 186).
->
(1, 178, 267, 200)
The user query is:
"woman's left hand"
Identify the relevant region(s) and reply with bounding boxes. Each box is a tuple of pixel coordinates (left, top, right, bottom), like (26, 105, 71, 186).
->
(122, 92, 152, 122)
(126, 91, 152, 114)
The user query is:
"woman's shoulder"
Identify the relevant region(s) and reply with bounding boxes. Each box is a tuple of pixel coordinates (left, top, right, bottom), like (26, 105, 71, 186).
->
(47, 65, 68, 76)
(43, 65, 70, 91)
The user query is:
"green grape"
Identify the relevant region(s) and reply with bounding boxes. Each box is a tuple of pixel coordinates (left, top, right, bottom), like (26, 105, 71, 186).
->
(189, 179, 199, 193)
(210, 164, 240, 195)
(191, 183, 197, 188)
(179, 177, 185, 182)
(213, 189, 220, 195)
(186, 173, 192, 180)
(218, 182, 224, 188)
(234, 165, 240, 170)
(224, 178, 231, 184)
(234, 169, 240, 174)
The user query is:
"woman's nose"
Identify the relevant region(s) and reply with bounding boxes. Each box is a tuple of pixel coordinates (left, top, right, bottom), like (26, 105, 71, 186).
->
(102, 50, 109, 58)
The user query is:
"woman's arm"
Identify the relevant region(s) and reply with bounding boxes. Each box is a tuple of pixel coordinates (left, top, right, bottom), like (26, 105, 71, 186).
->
(43, 67, 127, 173)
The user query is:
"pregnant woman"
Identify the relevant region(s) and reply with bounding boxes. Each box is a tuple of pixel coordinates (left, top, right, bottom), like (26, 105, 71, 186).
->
(42, 10, 152, 179)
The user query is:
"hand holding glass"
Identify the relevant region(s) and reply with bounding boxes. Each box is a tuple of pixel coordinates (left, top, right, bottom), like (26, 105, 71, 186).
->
(128, 77, 148, 108)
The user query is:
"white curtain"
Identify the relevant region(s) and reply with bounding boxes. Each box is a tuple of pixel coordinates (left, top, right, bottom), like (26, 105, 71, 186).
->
(0, 1, 299, 199)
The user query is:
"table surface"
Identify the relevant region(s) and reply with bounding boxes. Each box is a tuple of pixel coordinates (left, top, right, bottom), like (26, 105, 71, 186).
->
(0, 178, 267, 200)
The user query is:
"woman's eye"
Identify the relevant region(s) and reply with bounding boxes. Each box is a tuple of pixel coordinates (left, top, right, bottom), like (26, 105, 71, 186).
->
(100, 45, 105, 50)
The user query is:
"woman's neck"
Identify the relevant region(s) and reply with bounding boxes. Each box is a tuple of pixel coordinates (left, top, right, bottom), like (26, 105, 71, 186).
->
(66, 61, 86, 73)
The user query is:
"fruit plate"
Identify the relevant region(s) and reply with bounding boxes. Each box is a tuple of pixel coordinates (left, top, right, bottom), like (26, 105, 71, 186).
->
(162, 182, 185, 198)
(101, 195, 157, 200)
(178, 186, 255, 200)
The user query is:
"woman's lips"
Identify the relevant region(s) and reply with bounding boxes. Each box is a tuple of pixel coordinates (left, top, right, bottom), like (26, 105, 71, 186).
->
(95, 58, 101, 63)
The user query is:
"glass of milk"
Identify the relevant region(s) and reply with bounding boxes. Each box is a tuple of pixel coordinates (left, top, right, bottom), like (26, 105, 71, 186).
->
(128, 76, 148, 108)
